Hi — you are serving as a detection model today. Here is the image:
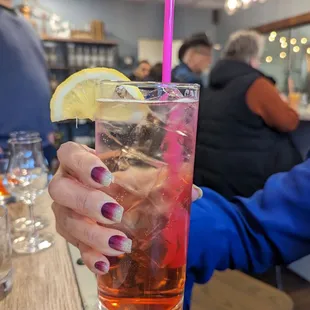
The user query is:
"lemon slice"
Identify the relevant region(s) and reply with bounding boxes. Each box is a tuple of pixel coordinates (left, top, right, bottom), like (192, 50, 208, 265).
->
(50, 68, 147, 122)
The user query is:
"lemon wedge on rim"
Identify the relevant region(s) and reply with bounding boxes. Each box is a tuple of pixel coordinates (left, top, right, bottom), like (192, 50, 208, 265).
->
(50, 67, 147, 122)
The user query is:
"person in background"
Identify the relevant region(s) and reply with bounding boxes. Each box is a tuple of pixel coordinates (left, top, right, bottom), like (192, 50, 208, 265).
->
(172, 32, 212, 86)
(147, 62, 162, 82)
(194, 30, 302, 200)
(0, 1, 56, 164)
(129, 60, 151, 81)
(49, 142, 310, 310)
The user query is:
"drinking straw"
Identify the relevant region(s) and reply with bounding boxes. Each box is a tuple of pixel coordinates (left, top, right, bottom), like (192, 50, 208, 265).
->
(162, 0, 175, 83)
(161, 0, 186, 184)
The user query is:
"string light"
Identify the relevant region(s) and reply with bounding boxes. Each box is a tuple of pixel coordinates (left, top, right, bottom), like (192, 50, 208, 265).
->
(279, 37, 286, 43)
(301, 38, 308, 44)
(224, 0, 242, 15)
(290, 38, 297, 45)
(280, 52, 287, 59)
(269, 36, 275, 42)
(241, 0, 252, 9)
(225, 0, 268, 15)
(213, 44, 222, 51)
(293, 46, 300, 53)
(281, 42, 288, 49)
(307, 48, 310, 55)
(266, 56, 273, 63)
(270, 31, 277, 38)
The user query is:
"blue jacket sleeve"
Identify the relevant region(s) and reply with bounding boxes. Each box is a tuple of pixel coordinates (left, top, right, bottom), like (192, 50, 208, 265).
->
(187, 159, 310, 285)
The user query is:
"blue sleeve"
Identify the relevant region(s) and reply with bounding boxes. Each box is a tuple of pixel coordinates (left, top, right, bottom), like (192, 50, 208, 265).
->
(187, 159, 310, 285)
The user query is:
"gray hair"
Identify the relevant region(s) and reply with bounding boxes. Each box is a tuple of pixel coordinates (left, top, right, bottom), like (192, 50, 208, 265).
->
(223, 30, 265, 63)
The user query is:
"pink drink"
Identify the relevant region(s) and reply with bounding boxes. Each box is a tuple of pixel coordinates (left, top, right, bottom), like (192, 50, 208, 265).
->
(95, 82, 199, 310)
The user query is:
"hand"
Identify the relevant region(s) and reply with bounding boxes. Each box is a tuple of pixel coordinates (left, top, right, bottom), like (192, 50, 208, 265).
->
(49, 142, 203, 275)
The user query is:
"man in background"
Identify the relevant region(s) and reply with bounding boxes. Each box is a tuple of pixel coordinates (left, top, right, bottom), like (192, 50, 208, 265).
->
(195, 30, 301, 200)
(0, 0, 56, 164)
(172, 32, 213, 86)
(129, 60, 151, 81)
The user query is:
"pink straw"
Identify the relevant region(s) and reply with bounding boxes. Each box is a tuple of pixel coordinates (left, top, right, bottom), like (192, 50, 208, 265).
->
(162, 0, 175, 83)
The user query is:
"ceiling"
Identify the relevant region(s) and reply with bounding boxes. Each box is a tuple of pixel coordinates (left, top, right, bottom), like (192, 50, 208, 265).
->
(123, 0, 226, 9)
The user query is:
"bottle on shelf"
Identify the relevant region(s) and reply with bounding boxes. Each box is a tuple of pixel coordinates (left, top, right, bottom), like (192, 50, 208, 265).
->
(68, 44, 76, 68)
(99, 47, 106, 67)
(84, 46, 91, 67)
(50, 74, 59, 92)
(49, 45, 58, 67)
(91, 46, 99, 67)
(76, 46, 84, 68)
(43, 45, 50, 65)
(107, 48, 115, 68)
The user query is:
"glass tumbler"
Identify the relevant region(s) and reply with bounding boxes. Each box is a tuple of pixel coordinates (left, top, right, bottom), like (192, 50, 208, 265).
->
(95, 82, 199, 310)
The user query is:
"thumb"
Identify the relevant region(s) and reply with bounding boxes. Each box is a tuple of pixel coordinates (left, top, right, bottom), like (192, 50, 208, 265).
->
(192, 185, 203, 202)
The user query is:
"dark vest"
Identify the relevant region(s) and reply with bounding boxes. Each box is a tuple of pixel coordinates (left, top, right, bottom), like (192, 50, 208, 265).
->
(194, 60, 302, 200)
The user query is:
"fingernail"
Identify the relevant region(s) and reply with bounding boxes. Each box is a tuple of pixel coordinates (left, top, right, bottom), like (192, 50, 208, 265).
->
(109, 235, 132, 253)
(101, 202, 124, 223)
(94, 261, 109, 273)
(192, 185, 203, 201)
(91, 167, 114, 186)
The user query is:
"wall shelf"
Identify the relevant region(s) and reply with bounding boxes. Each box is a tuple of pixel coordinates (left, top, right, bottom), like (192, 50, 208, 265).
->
(41, 35, 117, 46)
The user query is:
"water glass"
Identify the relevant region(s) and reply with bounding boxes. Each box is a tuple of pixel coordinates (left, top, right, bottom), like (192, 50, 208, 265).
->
(0, 204, 13, 300)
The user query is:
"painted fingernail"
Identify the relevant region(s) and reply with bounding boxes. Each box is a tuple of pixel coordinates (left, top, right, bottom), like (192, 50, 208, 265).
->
(192, 185, 203, 201)
(91, 167, 114, 186)
(94, 261, 109, 273)
(109, 235, 132, 253)
(101, 203, 124, 223)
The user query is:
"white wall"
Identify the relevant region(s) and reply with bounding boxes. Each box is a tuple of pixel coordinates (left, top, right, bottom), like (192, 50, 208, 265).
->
(174, 6, 217, 42)
(218, 0, 310, 44)
(14, 0, 215, 58)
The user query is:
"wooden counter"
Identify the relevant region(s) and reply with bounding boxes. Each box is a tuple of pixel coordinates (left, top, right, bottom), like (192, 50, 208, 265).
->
(0, 194, 293, 310)
(0, 193, 83, 310)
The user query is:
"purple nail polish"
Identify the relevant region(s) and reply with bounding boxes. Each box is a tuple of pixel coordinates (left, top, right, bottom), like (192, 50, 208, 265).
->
(91, 167, 114, 186)
(109, 235, 132, 253)
(94, 261, 109, 273)
(101, 203, 124, 223)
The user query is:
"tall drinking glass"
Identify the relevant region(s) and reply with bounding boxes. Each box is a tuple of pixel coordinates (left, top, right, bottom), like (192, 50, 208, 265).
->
(96, 82, 199, 310)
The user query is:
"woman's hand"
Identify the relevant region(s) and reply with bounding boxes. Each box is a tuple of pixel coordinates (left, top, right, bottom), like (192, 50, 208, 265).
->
(49, 142, 202, 275)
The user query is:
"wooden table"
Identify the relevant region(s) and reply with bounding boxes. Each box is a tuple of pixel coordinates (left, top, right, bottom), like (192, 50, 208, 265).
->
(0, 193, 82, 310)
(0, 194, 294, 310)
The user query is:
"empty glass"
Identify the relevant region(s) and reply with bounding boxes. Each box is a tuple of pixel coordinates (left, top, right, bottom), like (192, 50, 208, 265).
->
(5, 137, 54, 254)
(9, 131, 40, 140)
(0, 204, 13, 300)
(8, 132, 49, 232)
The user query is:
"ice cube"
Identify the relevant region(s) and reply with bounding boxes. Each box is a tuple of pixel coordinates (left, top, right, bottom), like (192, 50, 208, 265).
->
(145, 86, 184, 124)
(163, 87, 184, 100)
(144, 87, 165, 100)
(113, 85, 135, 99)
(145, 86, 184, 101)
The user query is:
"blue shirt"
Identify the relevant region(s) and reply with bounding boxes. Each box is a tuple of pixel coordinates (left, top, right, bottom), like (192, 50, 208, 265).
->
(0, 6, 53, 147)
(185, 159, 310, 309)
(172, 63, 202, 86)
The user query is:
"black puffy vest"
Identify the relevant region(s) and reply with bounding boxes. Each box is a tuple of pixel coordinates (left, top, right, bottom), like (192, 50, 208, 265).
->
(194, 60, 302, 200)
